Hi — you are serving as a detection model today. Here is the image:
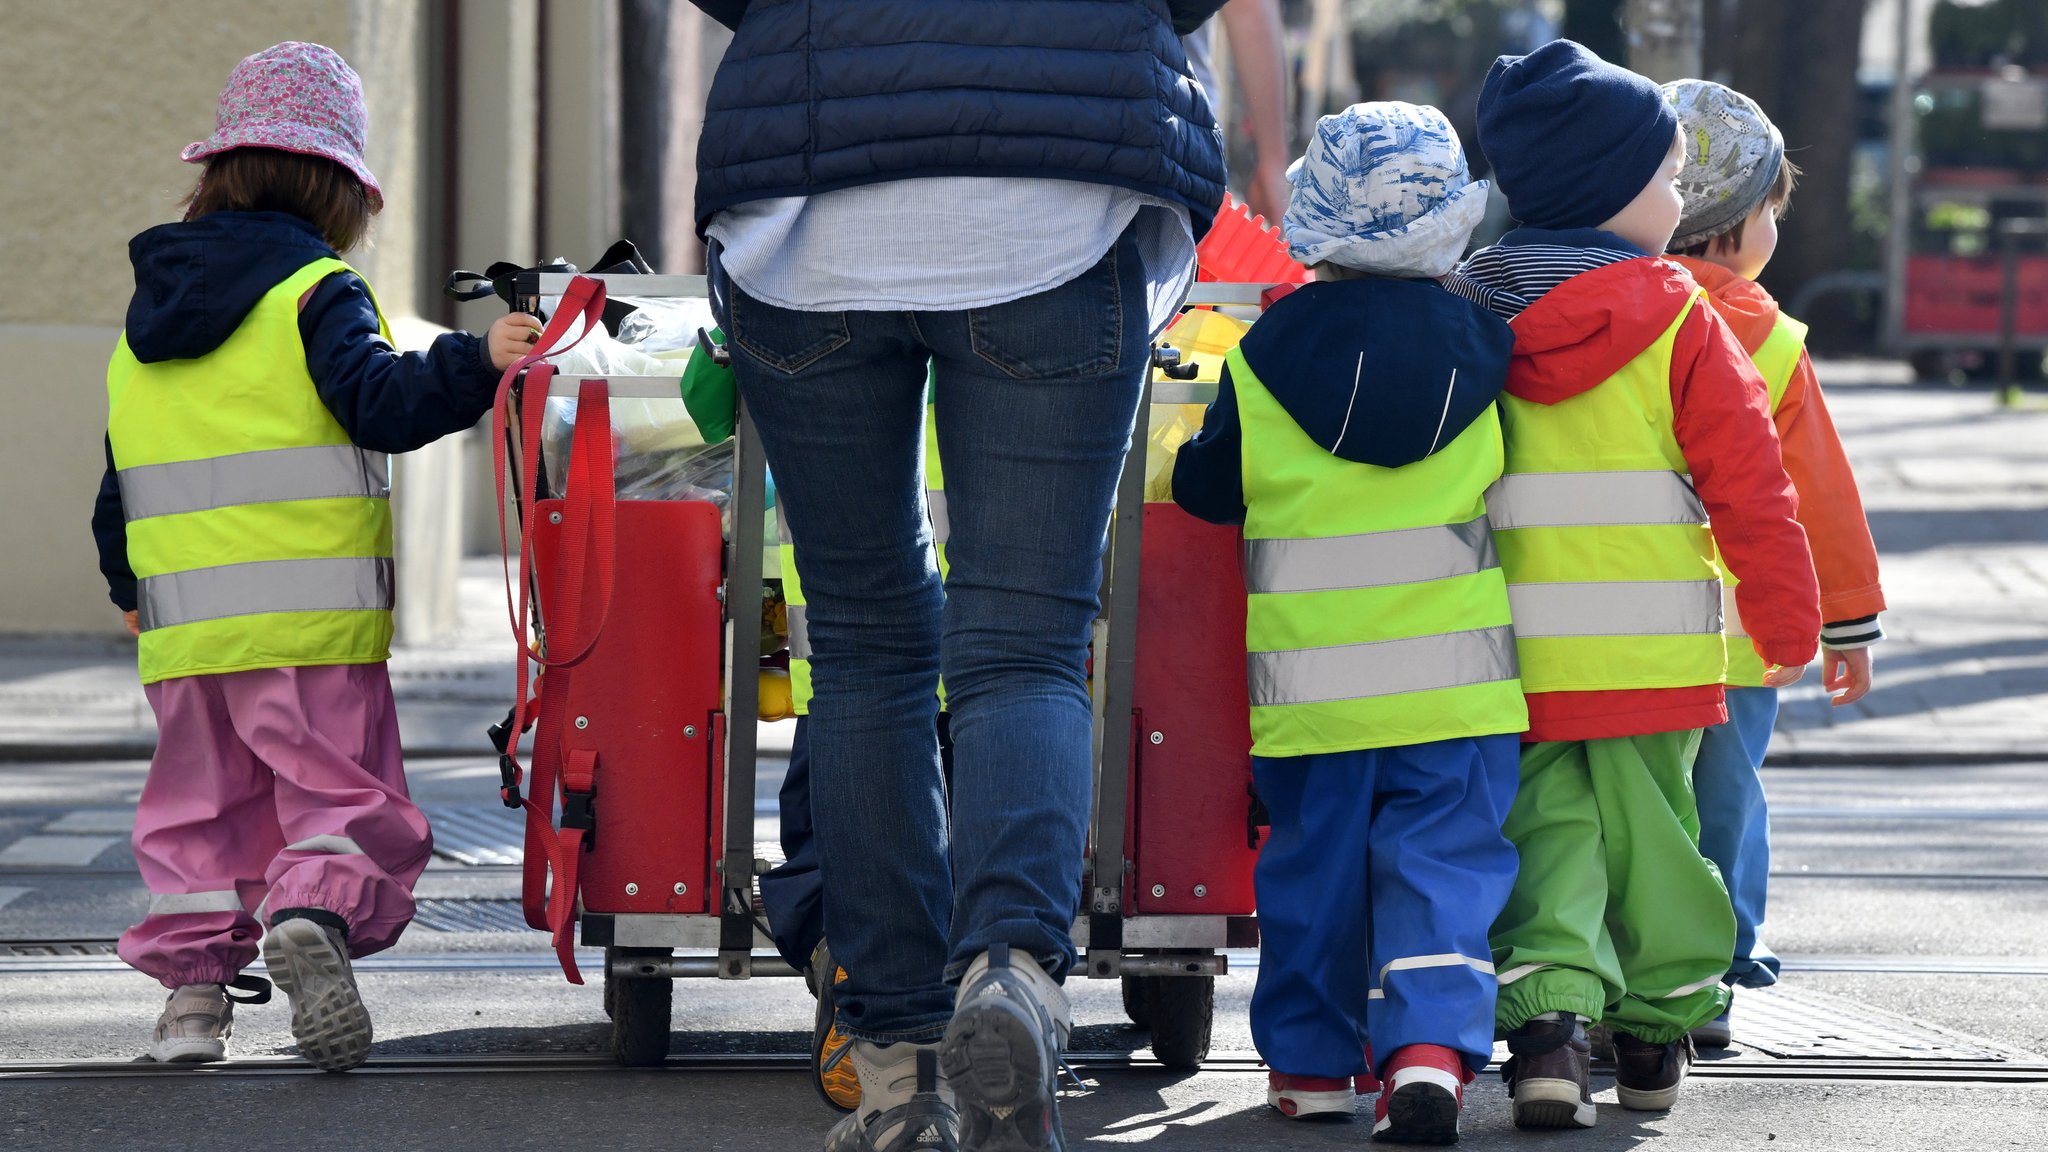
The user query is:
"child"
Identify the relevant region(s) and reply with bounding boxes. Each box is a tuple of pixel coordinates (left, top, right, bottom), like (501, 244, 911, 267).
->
(1447, 40, 1821, 1128)
(1174, 102, 1527, 1145)
(1661, 79, 1884, 1046)
(90, 42, 539, 1069)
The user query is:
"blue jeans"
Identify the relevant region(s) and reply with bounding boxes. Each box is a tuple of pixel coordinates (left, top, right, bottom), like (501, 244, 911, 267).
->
(710, 227, 1150, 1042)
(1250, 737, 1520, 1079)
(1693, 685, 1781, 988)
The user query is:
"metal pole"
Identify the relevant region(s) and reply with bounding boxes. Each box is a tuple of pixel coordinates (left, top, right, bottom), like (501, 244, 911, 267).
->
(1999, 223, 2021, 401)
(718, 400, 767, 977)
(1882, 0, 1916, 361)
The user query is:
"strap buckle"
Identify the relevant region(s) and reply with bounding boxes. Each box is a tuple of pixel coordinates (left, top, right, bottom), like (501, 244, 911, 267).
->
(561, 789, 597, 846)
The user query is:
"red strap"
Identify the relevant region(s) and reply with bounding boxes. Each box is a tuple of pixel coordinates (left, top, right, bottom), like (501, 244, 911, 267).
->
(486, 275, 614, 985)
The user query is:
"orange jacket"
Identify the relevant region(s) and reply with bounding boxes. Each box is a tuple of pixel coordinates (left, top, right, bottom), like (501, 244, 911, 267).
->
(1673, 256, 1887, 629)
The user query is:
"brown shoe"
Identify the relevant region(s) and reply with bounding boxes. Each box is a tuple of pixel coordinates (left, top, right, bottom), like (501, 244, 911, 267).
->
(1612, 1032, 1694, 1111)
(1501, 1015, 1596, 1130)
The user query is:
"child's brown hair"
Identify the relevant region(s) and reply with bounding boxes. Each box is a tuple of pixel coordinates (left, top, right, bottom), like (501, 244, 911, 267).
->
(184, 147, 374, 253)
(1672, 156, 1800, 259)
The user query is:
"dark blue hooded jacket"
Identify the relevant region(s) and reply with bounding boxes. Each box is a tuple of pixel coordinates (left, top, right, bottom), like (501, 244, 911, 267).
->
(1171, 277, 1514, 526)
(688, 0, 1231, 238)
(92, 211, 500, 611)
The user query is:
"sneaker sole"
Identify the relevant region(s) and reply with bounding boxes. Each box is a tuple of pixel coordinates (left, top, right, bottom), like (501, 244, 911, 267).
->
(262, 919, 371, 1072)
(1267, 1085, 1356, 1120)
(149, 1036, 225, 1063)
(1511, 1079, 1597, 1130)
(1373, 1083, 1460, 1144)
(940, 996, 1062, 1152)
(1616, 1081, 1684, 1111)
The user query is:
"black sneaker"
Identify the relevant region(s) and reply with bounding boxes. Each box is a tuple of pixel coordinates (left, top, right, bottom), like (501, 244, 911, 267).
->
(825, 1045, 959, 1152)
(1689, 993, 1734, 1050)
(939, 944, 1072, 1152)
(1613, 1032, 1693, 1111)
(1500, 1015, 1596, 1130)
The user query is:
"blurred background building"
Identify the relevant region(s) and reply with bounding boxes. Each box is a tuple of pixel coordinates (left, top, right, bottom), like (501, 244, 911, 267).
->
(1, 0, 2042, 638)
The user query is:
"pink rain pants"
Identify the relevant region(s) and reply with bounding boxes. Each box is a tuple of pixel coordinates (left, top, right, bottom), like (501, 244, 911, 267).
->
(118, 662, 432, 989)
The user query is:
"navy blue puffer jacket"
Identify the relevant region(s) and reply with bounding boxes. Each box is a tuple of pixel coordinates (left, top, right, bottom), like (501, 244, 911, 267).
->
(689, 0, 1230, 239)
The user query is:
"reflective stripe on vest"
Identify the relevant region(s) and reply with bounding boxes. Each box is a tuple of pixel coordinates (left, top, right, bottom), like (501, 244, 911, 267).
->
(1249, 625, 1519, 708)
(138, 557, 395, 632)
(1505, 580, 1723, 639)
(1718, 312, 1808, 686)
(1484, 471, 1703, 531)
(786, 601, 813, 660)
(117, 445, 389, 522)
(926, 489, 951, 544)
(1244, 516, 1496, 594)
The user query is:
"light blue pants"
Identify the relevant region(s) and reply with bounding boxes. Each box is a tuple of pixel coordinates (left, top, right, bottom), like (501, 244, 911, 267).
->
(1250, 736, 1520, 1078)
(1692, 686, 1782, 988)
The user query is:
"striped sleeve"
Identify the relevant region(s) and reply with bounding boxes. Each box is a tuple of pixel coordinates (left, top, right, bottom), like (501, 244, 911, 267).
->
(1821, 614, 1883, 650)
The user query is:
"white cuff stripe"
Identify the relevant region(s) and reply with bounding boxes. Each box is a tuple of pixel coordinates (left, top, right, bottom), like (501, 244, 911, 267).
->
(283, 835, 367, 856)
(1377, 953, 1498, 984)
(1495, 963, 1553, 986)
(147, 890, 245, 915)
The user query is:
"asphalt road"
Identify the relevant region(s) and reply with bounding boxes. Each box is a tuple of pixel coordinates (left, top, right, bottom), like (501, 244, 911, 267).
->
(4, 757, 2047, 1151)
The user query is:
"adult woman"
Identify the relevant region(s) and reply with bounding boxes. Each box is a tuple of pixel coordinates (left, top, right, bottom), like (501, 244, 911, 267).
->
(687, 3, 1227, 1149)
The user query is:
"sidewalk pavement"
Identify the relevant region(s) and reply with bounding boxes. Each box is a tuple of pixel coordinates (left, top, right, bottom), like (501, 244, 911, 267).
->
(2, 361, 2043, 763)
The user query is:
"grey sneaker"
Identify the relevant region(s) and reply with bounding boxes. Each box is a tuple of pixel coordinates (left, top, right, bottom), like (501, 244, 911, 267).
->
(940, 943, 1073, 1152)
(262, 914, 372, 1071)
(824, 1043, 958, 1152)
(147, 975, 271, 1063)
(150, 984, 232, 1063)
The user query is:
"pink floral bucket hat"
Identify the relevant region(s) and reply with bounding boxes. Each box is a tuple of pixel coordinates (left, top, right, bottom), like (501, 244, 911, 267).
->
(182, 42, 382, 209)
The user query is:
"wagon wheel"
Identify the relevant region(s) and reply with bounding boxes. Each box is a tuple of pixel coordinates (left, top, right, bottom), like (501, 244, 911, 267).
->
(1121, 973, 1153, 1027)
(1145, 974, 1215, 1070)
(609, 947, 673, 1067)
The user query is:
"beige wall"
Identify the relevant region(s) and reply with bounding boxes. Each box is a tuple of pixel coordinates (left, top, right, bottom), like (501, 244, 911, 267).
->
(1, 3, 358, 633)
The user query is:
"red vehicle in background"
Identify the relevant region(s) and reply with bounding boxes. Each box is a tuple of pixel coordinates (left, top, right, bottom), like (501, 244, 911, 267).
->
(1893, 67, 2048, 380)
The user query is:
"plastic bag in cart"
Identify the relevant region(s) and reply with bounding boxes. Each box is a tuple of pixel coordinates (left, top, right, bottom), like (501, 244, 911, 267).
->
(1143, 309, 1253, 502)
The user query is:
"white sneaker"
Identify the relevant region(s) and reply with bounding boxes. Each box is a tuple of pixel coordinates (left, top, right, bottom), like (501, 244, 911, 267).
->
(261, 916, 372, 1071)
(824, 1041, 959, 1152)
(940, 944, 1073, 1152)
(149, 984, 233, 1063)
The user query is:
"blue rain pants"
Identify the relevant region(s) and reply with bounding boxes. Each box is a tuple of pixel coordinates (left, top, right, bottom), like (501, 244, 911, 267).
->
(1692, 685, 1782, 988)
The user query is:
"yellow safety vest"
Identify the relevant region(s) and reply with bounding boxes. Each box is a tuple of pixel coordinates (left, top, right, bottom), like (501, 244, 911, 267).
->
(1490, 291, 1727, 694)
(1716, 312, 1808, 686)
(1235, 349, 1526, 756)
(106, 257, 395, 684)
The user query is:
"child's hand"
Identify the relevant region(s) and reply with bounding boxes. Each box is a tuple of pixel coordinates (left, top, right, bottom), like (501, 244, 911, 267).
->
(487, 313, 545, 372)
(122, 610, 139, 637)
(1761, 663, 1805, 689)
(1823, 645, 1873, 707)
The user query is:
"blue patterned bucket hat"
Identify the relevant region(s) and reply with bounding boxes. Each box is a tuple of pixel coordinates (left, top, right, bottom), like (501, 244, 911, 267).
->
(1283, 102, 1488, 278)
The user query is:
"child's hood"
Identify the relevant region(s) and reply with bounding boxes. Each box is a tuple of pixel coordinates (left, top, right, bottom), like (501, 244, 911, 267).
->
(124, 211, 338, 364)
(1502, 257, 1704, 405)
(1233, 278, 1513, 469)
(1667, 255, 1780, 356)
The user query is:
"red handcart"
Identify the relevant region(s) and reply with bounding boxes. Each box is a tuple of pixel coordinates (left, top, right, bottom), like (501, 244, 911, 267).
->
(489, 267, 1292, 1070)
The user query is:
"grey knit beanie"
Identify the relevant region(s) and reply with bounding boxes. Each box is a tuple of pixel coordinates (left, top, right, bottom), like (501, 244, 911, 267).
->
(1663, 79, 1785, 250)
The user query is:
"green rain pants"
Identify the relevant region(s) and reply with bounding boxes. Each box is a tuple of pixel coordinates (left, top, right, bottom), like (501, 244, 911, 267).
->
(1491, 730, 1735, 1043)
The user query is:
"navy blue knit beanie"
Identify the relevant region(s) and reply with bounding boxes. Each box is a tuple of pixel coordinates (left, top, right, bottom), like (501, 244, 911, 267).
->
(1476, 40, 1679, 230)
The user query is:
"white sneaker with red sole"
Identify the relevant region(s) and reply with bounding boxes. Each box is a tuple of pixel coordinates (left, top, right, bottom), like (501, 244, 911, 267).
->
(1267, 1072, 1359, 1119)
(1372, 1044, 1471, 1145)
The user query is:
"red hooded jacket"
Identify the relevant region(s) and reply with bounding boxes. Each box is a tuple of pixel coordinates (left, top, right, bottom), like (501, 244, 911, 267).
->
(1505, 257, 1822, 741)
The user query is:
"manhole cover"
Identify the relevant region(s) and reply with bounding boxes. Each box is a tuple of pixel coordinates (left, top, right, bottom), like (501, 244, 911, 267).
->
(1737, 985, 2029, 1062)
(411, 898, 531, 933)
